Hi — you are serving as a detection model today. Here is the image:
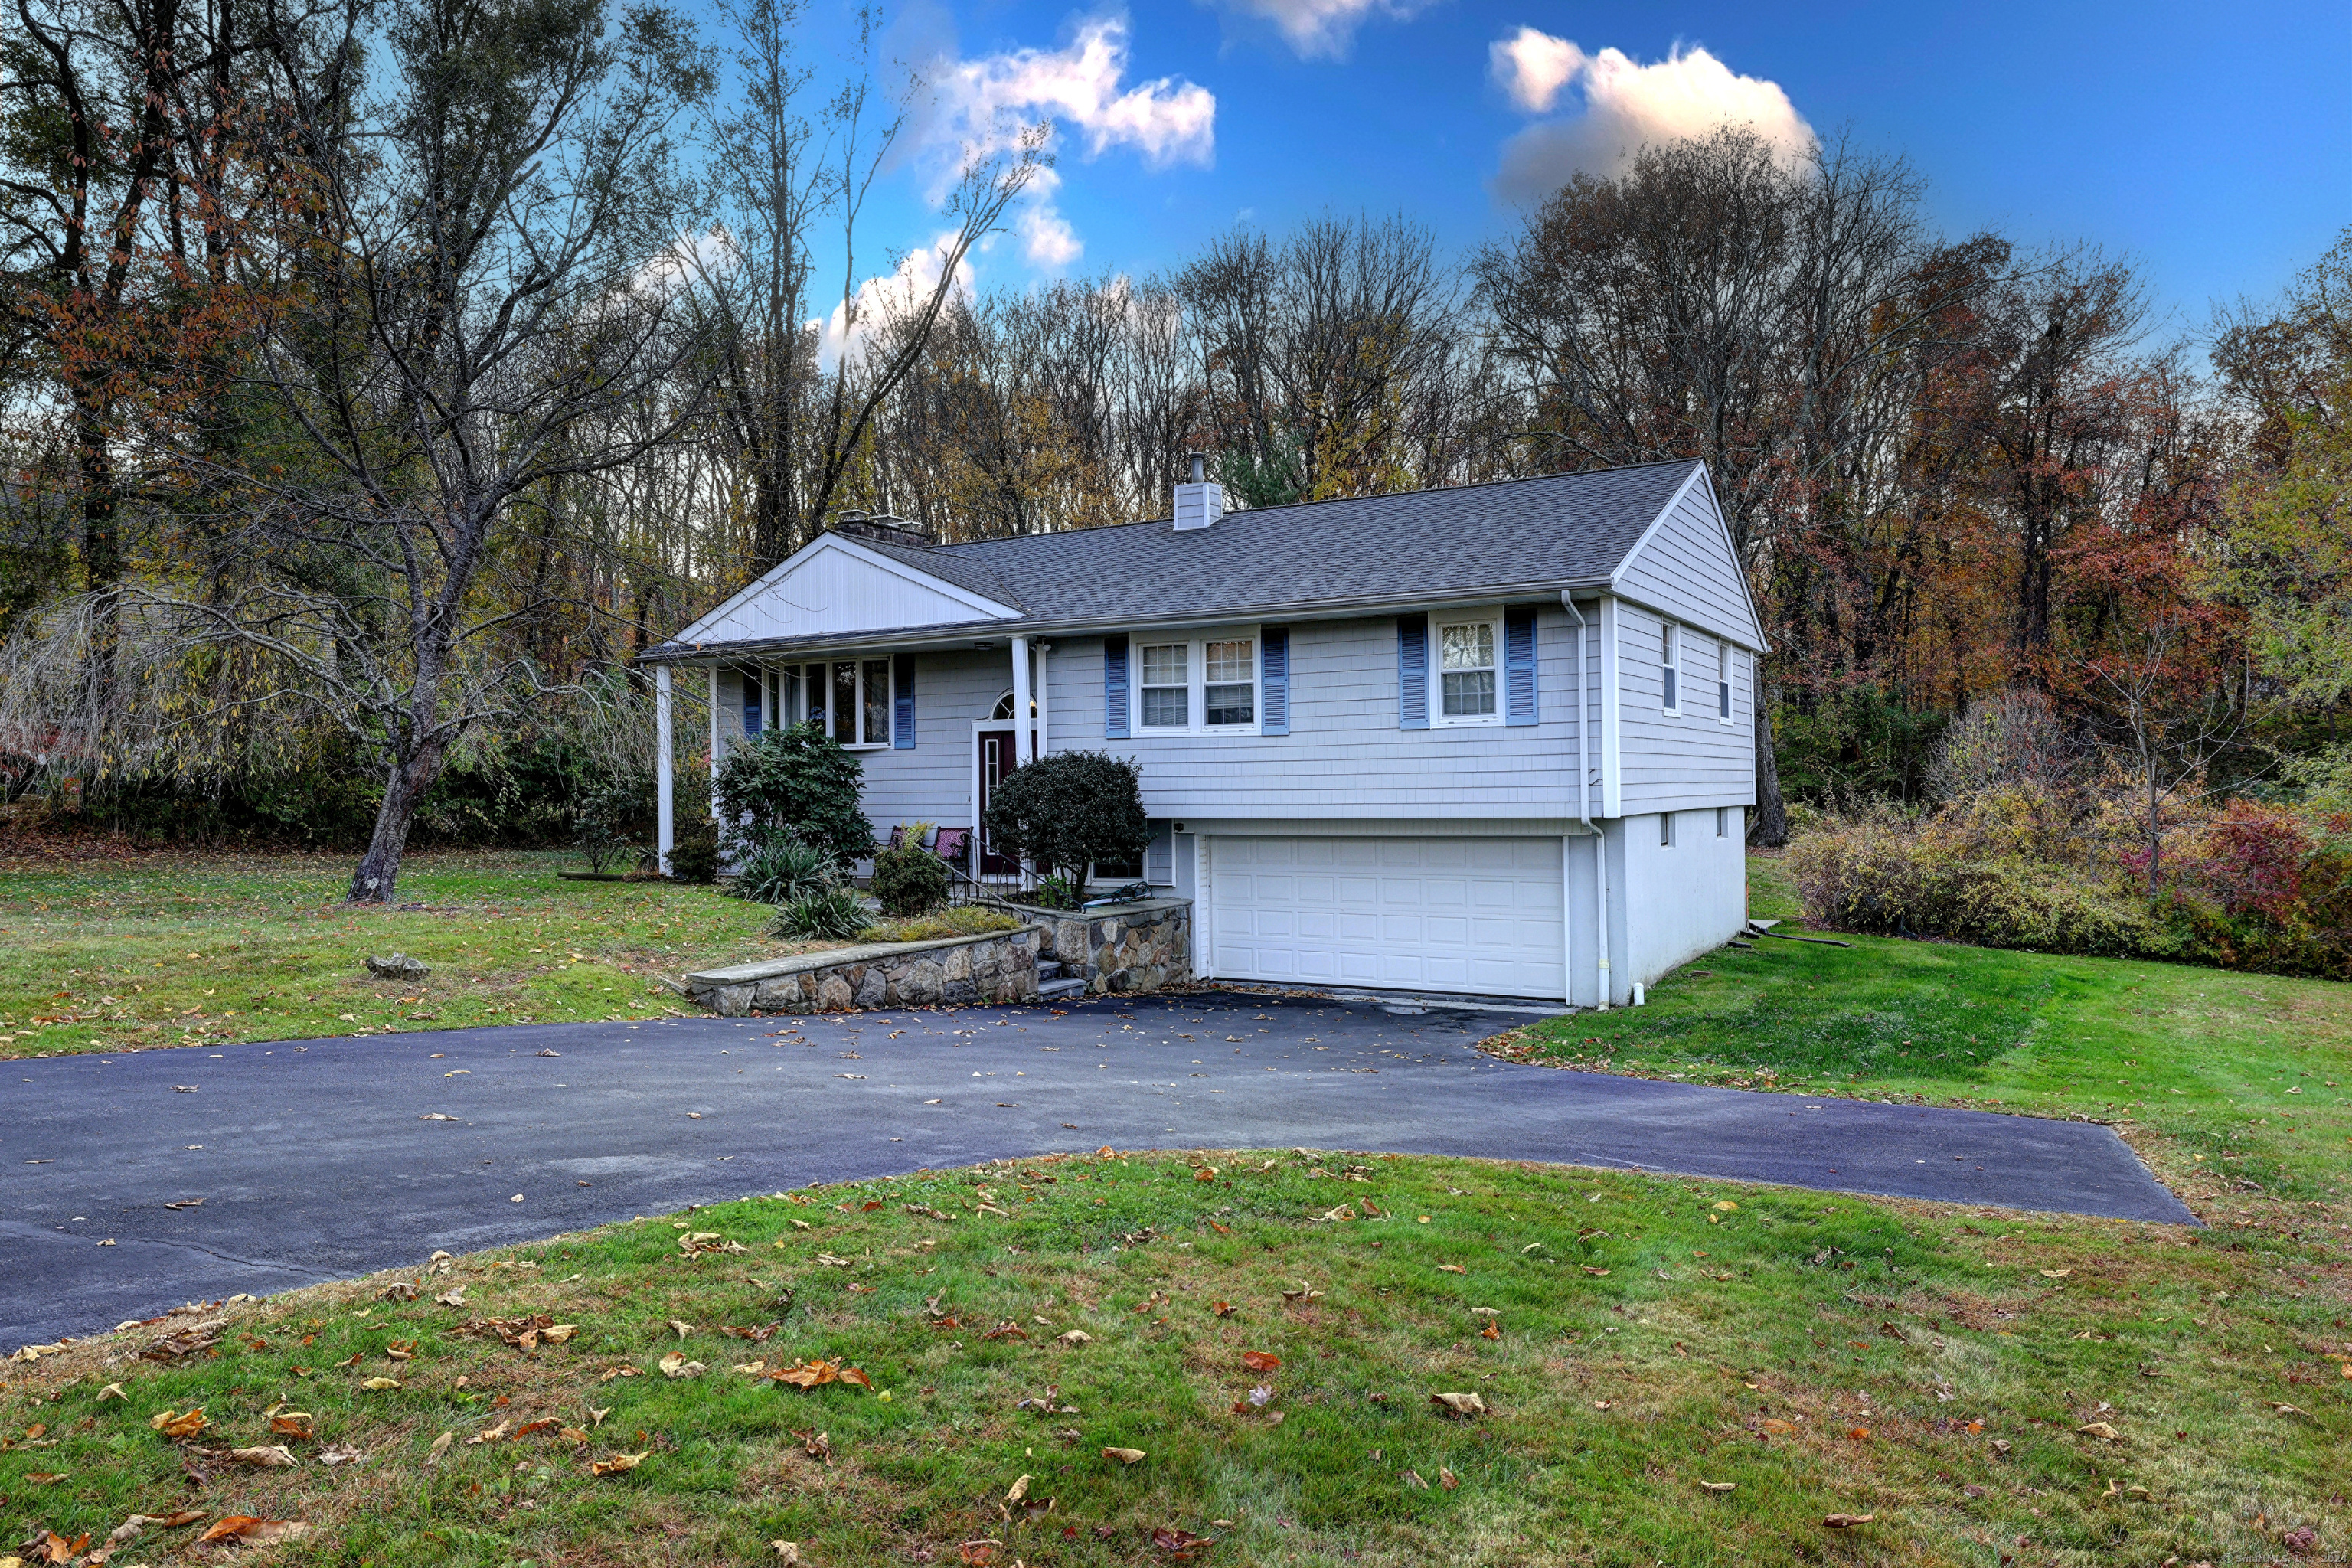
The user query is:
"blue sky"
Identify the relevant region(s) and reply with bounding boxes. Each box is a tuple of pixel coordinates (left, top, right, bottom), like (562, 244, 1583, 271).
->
(773, 0, 2352, 341)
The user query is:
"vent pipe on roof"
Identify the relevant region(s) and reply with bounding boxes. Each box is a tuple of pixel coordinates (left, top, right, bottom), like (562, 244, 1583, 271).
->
(1174, 450, 1224, 531)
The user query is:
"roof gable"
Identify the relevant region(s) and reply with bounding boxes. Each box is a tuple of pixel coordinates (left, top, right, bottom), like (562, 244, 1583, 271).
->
(1609, 466, 1767, 652)
(666, 534, 1023, 650)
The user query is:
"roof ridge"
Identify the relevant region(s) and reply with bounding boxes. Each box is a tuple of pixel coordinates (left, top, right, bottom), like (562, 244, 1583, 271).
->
(926, 458, 1700, 556)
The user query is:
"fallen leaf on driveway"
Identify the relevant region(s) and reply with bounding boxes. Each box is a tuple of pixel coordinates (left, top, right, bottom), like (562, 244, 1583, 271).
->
(420, 1113, 459, 1122)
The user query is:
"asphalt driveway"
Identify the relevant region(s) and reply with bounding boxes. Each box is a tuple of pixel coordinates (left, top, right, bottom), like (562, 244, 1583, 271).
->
(2, 992, 2194, 1349)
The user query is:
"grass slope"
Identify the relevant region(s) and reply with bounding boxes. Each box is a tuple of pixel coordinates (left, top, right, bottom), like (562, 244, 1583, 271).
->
(0, 849, 795, 1061)
(2, 1151, 2345, 1566)
(1488, 857, 2352, 1212)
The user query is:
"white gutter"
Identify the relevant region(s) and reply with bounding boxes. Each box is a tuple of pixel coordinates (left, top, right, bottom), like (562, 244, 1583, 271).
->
(1563, 592, 1609, 1011)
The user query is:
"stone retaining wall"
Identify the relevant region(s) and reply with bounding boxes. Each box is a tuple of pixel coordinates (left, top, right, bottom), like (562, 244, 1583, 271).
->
(687, 928, 1041, 1016)
(999, 896, 1192, 995)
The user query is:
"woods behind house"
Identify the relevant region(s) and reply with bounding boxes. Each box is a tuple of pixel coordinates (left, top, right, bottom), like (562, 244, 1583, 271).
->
(3, 0, 2350, 962)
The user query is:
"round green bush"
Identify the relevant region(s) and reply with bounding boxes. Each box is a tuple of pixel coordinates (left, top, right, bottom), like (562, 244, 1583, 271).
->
(871, 844, 950, 916)
(668, 819, 720, 884)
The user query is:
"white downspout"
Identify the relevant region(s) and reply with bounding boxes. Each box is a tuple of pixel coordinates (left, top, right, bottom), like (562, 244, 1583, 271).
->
(655, 665, 674, 876)
(1563, 593, 1609, 1010)
(1011, 635, 1034, 767)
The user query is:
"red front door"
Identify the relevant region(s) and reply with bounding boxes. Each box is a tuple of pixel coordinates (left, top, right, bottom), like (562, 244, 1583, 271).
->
(977, 729, 1020, 874)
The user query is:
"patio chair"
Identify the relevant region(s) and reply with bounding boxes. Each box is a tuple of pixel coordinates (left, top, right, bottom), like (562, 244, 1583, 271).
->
(932, 827, 971, 867)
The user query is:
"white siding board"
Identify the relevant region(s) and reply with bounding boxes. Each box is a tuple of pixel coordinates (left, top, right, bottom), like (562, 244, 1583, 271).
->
(1611, 602, 1756, 814)
(678, 537, 1017, 648)
(1612, 482, 1765, 652)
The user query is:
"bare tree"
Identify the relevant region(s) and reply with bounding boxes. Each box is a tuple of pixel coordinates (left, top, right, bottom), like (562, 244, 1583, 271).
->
(165, 0, 718, 903)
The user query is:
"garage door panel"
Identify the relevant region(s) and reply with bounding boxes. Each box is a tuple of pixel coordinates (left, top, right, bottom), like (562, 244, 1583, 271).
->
(1210, 835, 1563, 1000)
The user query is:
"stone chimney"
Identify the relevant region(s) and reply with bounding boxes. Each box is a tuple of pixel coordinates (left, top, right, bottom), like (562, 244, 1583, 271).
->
(1173, 451, 1224, 531)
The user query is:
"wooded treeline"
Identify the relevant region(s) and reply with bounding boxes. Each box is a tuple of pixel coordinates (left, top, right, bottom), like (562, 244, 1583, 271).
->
(3, 0, 2348, 901)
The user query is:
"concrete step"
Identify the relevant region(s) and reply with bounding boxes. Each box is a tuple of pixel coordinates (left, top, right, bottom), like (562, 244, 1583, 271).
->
(1037, 959, 1066, 979)
(1037, 976, 1086, 999)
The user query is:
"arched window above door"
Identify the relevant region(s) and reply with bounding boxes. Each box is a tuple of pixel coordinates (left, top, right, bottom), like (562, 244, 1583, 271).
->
(991, 690, 1037, 720)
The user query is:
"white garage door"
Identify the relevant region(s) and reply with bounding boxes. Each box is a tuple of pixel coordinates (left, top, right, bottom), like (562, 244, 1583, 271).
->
(1207, 836, 1564, 999)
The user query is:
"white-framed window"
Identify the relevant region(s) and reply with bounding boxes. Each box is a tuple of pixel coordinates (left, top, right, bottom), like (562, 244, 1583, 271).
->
(1660, 811, 1675, 848)
(1717, 642, 1733, 724)
(791, 658, 892, 748)
(1132, 632, 1259, 734)
(1661, 622, 1681, 715)
(1433, 609, 1502, 726)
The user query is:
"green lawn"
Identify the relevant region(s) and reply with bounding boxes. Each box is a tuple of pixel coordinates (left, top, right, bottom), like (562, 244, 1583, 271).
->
(1486, 855, 2352, 1214)
(0, 848, 799, 1060)
(2, 848, 2347, 1563)
(3, 1148, 2345, 1567)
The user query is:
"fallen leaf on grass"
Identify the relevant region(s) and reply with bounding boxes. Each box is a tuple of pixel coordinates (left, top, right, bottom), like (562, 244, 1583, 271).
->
(1102, 1446, 1147, 1465)
(1210, 1301, 1237, 1318)
(734, 1360, 769, 1375)
(197, 1516, 312, 1544)
(2266, 1402, 2309, 1418)
(24, 1531, 89, 1563)
(2076, 1421, 2122, 1442)
(1758, 1419, 1796, 1436)
(1152, 1527, 1214, 1556)
(1403, 1469, 1429, 1490)
(1480, 1321, 1501, 1341)
(1822, 1514, 1875, 1529)
(1699, 1481, 1735, 1493)
(2039, 1269, 2071, 1279)
(770, 1543, 802, 1565)
(1430, 1392, 1486, 1416)
(96, 1383, 126, 1401)
(229, 1445, 298, 1468)
(467, 1420, 511, 1445)
(1581, 1266, 1612, 1276)
(360, 1377, 402, 1390)
(1241, 1351, 1282, 1374)
(434, 1286, 466, 1308)
(590, 1451, 649, 1476)
(1057, 1331, 1092, 1346)
(659, 1353, 706, 1380)
(1005, 1473, 1033, 1504)
(772, 1358, 874, 1390)
(149, 1407, 207, 1439)
(1439, 1466, 1459, 1491)
(426, 1431, 453, 1463)
(318, 1445, 363, 1464)
(958, 1540, 1001, 1565)
(1436, 1263, 1466, 1275)
(378, 1282, 420, 1302)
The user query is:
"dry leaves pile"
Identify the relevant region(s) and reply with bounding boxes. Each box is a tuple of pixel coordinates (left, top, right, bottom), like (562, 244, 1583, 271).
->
(771, 1358, 874, 1390)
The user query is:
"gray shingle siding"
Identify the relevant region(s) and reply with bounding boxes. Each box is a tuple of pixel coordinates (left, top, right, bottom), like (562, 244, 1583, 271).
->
(1613, 603, 1756, 813)
(1612, 477, 1764, 651)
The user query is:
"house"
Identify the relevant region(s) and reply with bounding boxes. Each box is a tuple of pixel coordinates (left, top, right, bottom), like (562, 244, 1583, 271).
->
(637, 458, 1765, 1008)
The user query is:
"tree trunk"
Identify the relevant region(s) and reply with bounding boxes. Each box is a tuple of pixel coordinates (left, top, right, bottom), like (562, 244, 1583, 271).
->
(348, 736, 450, 904)
(1749, 689, 1788, 848)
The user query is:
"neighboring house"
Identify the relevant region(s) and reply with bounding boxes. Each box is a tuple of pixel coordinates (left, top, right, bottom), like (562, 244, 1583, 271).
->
(637, 458, 1764, 1007)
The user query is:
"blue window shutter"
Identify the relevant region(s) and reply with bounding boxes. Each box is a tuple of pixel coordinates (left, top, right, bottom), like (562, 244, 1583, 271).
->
(1505, 606, 1538, 727)
(1103, 635, 1131, 739)
(1260, 627, 1290, 736)
(892, 653, 916, 749)
(1398, 615, 1429, 730)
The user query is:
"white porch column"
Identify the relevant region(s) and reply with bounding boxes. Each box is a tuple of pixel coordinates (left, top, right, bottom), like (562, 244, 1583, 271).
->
(1034, 642, 1051, 757)
(655, 665, 675, 875)
(1010, 635, 1034, 766)
(707, 665, 722, 825)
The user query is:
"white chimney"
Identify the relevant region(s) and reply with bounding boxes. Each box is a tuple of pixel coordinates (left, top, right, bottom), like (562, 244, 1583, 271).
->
(1173, 451, 1224, 531)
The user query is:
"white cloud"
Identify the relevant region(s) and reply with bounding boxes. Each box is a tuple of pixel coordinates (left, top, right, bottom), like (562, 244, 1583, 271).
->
(815, 230, 975, 368)
(1221, 0, 1429, 60)
(931, 18, 1214, 169)
(1488, 26, 1583, 114)
(1488, 35, 1814, 202)
(1017, 167, 1083, 269)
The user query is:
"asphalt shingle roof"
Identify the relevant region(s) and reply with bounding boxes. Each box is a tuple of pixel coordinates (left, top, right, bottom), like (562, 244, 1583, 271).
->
(864, 461, 1698, 625)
